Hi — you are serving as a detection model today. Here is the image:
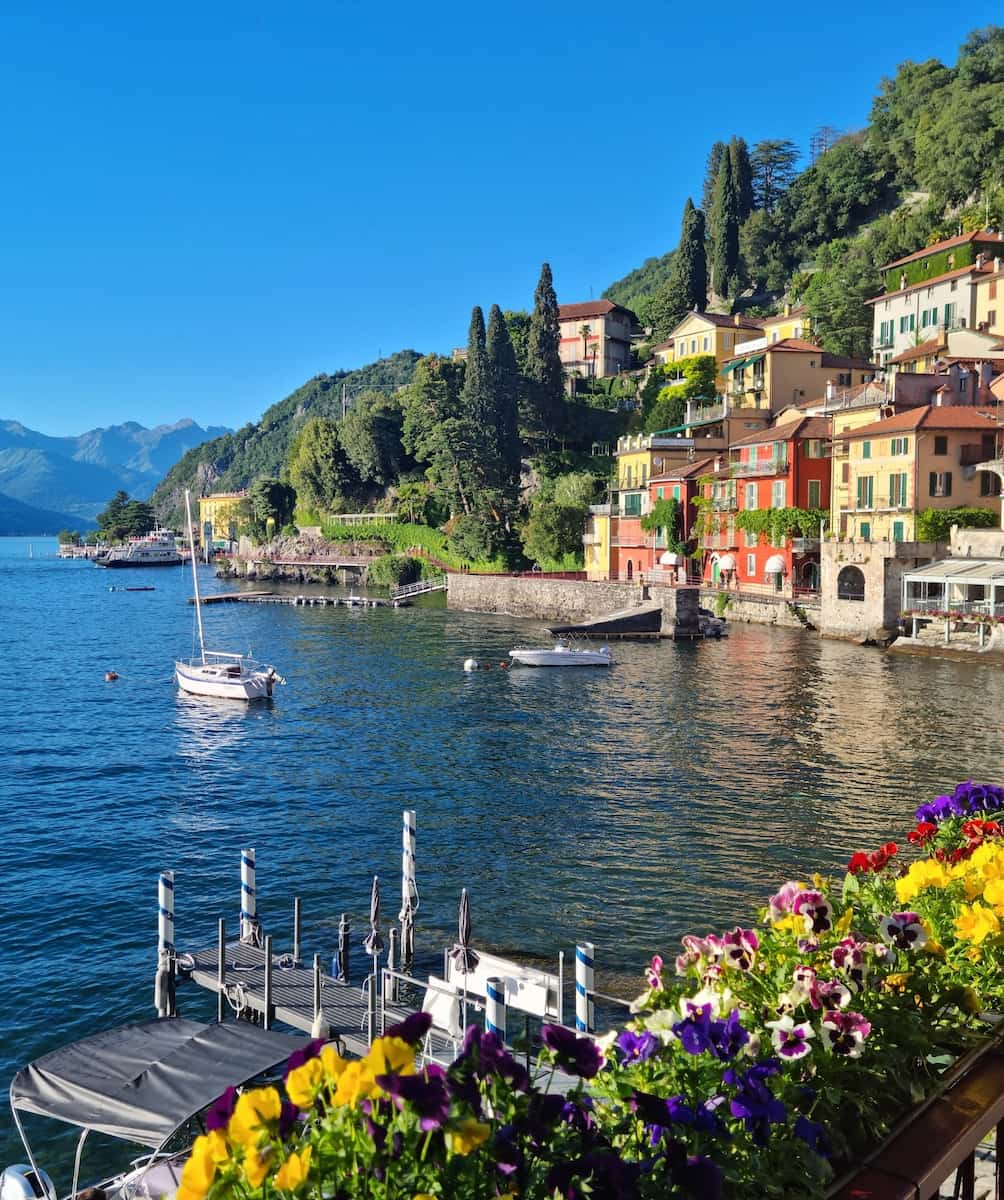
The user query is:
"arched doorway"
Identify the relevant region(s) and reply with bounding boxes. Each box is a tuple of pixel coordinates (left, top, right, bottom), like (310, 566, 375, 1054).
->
(837, 565, 866, 602)
(626, 560, 633, 581)
(801, 561, 820, 591)
(711, 556, 720, 585)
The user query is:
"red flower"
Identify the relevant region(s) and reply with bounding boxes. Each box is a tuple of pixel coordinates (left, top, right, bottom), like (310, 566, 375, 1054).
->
(848, 852, 870, 874)
(908, 822, 937, 846)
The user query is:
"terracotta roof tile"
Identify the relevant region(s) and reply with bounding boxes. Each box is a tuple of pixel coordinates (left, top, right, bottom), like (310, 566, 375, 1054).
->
(842, 405, 1002, 439)
(882, 231, 1004, 271)
(728, 414, 832, 448)
(559, 299, 635, 322)
(649, 456, 718, 482)
(890, 337, 945, 364)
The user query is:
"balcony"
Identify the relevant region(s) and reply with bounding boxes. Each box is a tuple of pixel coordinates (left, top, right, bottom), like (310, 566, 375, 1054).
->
(732, 453, 788, 477)
(711, 496, 738, 511)
(587, 504, 612, 516)
(582, 533, 600, 546)
(791, 537, 821, 554)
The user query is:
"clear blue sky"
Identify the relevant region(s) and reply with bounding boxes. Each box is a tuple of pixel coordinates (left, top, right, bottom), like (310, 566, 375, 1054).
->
(0, 2, 989, 436)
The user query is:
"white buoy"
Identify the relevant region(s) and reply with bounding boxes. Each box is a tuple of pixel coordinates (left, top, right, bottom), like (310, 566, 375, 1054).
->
(463, 658, 478, 672)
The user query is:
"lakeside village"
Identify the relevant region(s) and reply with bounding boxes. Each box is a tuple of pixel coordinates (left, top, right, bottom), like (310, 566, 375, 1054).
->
(178, 229, 1004, 658)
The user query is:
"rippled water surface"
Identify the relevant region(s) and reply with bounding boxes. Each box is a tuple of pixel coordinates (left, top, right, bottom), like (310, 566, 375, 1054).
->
(3, 536, 1002, 1171)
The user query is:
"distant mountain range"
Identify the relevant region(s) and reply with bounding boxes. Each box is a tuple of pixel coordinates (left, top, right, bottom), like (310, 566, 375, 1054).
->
(0, 417, 230, 532)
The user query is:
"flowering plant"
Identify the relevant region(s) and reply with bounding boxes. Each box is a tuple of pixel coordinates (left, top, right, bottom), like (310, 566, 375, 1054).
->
(177, 782, 1004, 1200)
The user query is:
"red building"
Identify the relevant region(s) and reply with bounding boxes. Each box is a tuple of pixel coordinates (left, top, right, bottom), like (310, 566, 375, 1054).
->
(645, 457, 716, 583)
(702, 415, 832, 595)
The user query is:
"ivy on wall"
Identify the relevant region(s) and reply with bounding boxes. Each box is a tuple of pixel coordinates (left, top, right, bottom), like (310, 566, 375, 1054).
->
(735, 506, 828, 547)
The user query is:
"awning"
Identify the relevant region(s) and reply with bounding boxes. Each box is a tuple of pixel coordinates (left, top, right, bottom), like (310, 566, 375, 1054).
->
(744, 353, 765, 368)
(718, 554, 736, 570)
(721, 358, 745, 374)
(11, 1019, 307, 1146)
(764, 554, 787, 575)
(659, 551, 680, 565)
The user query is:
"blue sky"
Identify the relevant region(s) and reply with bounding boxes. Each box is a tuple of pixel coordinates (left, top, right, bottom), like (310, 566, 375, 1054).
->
(0, 2, 989, 436)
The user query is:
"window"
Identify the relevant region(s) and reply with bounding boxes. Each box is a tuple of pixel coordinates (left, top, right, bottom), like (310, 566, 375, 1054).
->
(892, 521, 904, 542)
(624, 465, 632, 487)
(702, 336, 710, 351)
(690, 338, 697, 354)
(929, 471, 953, 498)
(771, 480, 786, 509)
(857, 476, 874, 508)
(862, 441, 871, 459)
(950, 280, 958, 291)
(623, 493, 642, 516)
(960, 375, 968, 394)
(744, 528, 758, 548)
(890, 437, 909, 455)
(841, 462, 850, 483)
(805, 439, 827, 458)
(859, 522, 871, 540)
(838, 565, 866, 601)
(744, 483, 758, 510)
(807, 480, 821, 508)
(989, 310, 998, 327)
(991, 281, 998, 300)
(889, 472, 907, 507)
(838, 372, 851, 386)
(747, 553, 756, 576)
(641, 463, 648, 486)
(656, 487, 663, 499)
(672, 486, 681, 501)
(980, 471, 1001, 497)
(933, 435, 948, 456)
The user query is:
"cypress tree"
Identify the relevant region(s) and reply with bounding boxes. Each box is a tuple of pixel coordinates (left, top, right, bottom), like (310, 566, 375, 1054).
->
(486, 304, 522, 499)
(525, 263, 565, 439)
(646, 200, 708, 341)
(730, 136, 754, 221)
(702, 141, 726, 215)
(709, 151, 741, 301)
(461, 305, 497, 477)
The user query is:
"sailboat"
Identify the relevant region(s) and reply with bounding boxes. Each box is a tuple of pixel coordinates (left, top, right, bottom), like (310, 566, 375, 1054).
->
(174, 490, 284, 701)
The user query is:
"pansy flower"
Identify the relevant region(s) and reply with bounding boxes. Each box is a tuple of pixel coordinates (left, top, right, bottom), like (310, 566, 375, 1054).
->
(646, 954, 663, 990)
(879, 911, 928, 952)
(792, 890, 833, 935)
(820, 1009, 871, 1057)
(908, 821, 937, 845)
(540, 1024, 604, 1078)
(721, 927, 758, 971)
(831, 937, 869, 989)
(765, 1015, 814, 1059)
(616, 1029, 659, 1063)
(768, 881, 805, 922)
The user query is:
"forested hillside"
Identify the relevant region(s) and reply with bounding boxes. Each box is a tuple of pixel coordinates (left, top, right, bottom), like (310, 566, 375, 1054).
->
(605, 26, 1004, 358)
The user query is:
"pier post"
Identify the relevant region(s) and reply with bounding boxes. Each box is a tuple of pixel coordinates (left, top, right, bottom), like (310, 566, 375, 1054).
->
(366, 972, 376, 1047)
(575, 942, 594, 1033)
(240, 848, 258, 943)
(155, 870, 175, 1017)
(387, 928, 398, 1004)
(293, 897, 301, 966)
(217, 918, 226, 1023)
(557, 950, 564, 1026)
(337, 913, 350, 983)
(311, 954, 328, 1039)
(486, 976, 506, 1042)
(399, 809, 417, 969)
(264, 934, 273, 1030)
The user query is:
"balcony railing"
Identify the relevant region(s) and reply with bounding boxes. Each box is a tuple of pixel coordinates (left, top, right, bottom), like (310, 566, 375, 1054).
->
(732, 454, 788, 477)
(791, 537, 821, 553)
(711, 497, 738, 511)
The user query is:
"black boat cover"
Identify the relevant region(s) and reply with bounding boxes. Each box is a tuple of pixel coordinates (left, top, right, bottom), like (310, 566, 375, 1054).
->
(10, 1019, 306, 1147)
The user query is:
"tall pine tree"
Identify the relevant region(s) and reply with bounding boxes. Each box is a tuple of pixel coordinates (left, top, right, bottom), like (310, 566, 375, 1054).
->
(525, 263, 565, 441)
(702, 141, 727, 215)
(647, 200, 708, 340)
(730, 136, 754, 221)
(461, 305, 498, 481)
(709, 151, 742, 301)
(486, 304, 522, 504)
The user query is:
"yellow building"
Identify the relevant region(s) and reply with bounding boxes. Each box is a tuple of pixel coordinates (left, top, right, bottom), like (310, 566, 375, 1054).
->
(837, 407, 1002, 541)
(198, 491, 248, 544)
(974, 262, 1004, 336)
(760, 304, 811, 343)
(583, 505, 612, 580)
(722, 339, 876, 413)
(650, 312, 763, 385)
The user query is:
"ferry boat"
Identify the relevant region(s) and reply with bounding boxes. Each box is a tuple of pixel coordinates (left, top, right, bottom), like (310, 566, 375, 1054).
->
(97, 527, 182, 568)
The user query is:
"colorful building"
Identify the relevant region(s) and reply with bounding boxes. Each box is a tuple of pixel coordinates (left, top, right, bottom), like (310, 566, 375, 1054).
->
(760, 304, 811, 344)
(198, 491, 248, 544)
(836, 406, 1003, 542)
(558, 300, 637, 379)
(650, 311, 764, 386)
(645, 457, 715, 583)
(974, 258, 1004, 336)
(582, 503, 612, 581)
(701, 415, 832, 594)
(720, 338, 876, 413)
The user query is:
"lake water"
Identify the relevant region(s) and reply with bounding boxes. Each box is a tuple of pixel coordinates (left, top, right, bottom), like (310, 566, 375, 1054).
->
(3, 535, 1002, 1176)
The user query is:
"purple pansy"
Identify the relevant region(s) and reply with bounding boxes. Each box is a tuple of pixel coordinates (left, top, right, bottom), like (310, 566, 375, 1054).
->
(377, 1064, 450, 1130)
(820, 1009, 871, 1057)
(768, 881, 806, 922)
(616, 1029, 659, 1064)
(205, 1085, 239, 1133)
(673, 1003, 748, 1061)
(879, 912, 928, 952)
(724, 1059, 786, 1146)
(721, 927, 759, 971)
(646, 955, 663, 990)
(765, 1015, 814, 1059)
(792, 890, 833, 934)
(383, 1010, 433, 1045)
(285, 1037, 325, 1076)
(831, 937, 869, 989)
(916, 780, 1004, 825)
(794, 1115, 832, 1158)
(541, 1024, 604, 1079)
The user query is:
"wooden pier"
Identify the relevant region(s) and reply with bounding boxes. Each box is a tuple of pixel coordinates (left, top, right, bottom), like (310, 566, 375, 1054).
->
(192, 592, 410, 608)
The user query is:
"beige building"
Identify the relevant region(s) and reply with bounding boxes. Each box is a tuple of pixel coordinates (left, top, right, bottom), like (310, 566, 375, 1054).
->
(721, 338, 876, 414)
(198, 491, 248, 544)
(558, 300, 637, 379)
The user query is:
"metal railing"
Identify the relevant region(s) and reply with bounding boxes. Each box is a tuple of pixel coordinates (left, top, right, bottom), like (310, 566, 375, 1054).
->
(732, 454, 788, 477)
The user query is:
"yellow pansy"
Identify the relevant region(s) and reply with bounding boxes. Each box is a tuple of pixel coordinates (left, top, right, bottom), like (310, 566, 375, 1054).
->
(366, 1036, 415, 1078)
(922, 940, 947, 959)
(882, 972, 911, 993)
(229, 1087, 281, 1147)
(243, 1145, 273, 1189)
(896, 859, 950, 903)
(772, 914, 802, 935)
(285, 1057, 324, 1108)
(954, 903, 1001, 944)
(321, 1045, 349, 1084)
(177, 1131, 229, 1200)
(274, 1146, 312, 1191)
(967, 945, 984, 963)
(446, 1118, 491, 1156)
(983, 878, 1004, 909)
(332, 1060, 378, 1106)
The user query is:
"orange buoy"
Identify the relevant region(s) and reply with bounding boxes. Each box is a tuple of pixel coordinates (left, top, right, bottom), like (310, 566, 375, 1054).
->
(105, 671, 119, 681)
(499, 661, 507, 669)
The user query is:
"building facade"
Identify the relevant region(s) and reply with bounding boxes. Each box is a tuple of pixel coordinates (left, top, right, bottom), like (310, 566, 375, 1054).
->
(198, 491, 248, 544)
(721, 339, 876, 413)
(558, 300, 637, 379)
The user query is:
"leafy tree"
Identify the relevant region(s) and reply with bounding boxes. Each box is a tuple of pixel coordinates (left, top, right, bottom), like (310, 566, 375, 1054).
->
(916, 506, 999, 540)
(701, 140, 727, 215)
(868, 58, 953, 181)
(740, 209, 797, 294)
(525, 263, 565, 438)
(503, 310, 532, 375)
(643, 354, 717, 433)
(288, 417, 358, 512)
(785, 138, 886, 248)
(552, 471, 603, 508)
(750, 140, 800, 212)
(708, 149, 742, 300)
(730, 136, 754, 221)
(913, 85, 1004, 205)
(519, 470, 599, 566)
(640, 497, 686, 555)
(97, 490, 156, 541)
(395, 479, 437, 524)
(603, 251, 675, 319)
(339, 393, 408, 486)
(248, 478, 296, 537)
(400, 355, 476, 516)
(799, 239, 879, 360)
(57, 529, 81, 545)
(956, 26, 1004, 87)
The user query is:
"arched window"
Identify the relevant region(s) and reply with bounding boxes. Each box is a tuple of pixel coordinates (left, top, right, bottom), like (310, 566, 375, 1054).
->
(837, 565, 866, 602)
(626, 560, 633, 580)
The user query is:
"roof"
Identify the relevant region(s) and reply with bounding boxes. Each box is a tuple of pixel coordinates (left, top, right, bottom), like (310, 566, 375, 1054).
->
(761, 305, 808, 326)
(649, 456, 718, 483)
(721, 338, 875, 370)
(670, 310, 763, 332)
(866, 262, 992, 304)
(728, 414, 832, 449)
(558, 299, 635, 322)
(10, 1019, 306, 1146)
(904, 558, 1004, 585)
(890, 337, 945, 365)
(841, 406, 1001, 440)
(882, 231, 1004, 271)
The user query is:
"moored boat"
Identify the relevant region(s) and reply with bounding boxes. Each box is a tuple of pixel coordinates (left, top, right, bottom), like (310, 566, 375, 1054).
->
(97, 528, 182, 568)
(509, 641, 613, 667)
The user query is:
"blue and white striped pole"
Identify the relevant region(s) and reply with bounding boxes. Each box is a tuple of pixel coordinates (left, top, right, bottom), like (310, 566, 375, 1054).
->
(399, 809, 417, 967)
(154, 870, 175, 1017)
(486, 976, 506, 1041)
(575, 942, 594, 1033)
(240, 848, 257, 943)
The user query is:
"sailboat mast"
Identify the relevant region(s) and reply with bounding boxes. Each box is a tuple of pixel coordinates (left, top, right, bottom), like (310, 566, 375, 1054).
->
(184, 490, 207, 664)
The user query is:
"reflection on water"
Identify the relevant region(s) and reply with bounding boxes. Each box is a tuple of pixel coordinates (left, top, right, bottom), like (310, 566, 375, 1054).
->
(173, 690, 274, 762)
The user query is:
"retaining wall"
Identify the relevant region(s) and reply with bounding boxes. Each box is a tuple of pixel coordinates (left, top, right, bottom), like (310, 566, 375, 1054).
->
(446, 574, 646, 623)
(699, 589, 815, 630)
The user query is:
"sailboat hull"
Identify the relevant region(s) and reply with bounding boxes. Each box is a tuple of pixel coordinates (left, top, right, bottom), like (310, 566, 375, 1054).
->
(175, 659, 275, 701)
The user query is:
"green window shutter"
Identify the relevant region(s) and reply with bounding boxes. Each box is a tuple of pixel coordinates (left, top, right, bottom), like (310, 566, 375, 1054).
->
(893, 521, 904, 541)
(860, 522, 871, 540)
(862, 441, 871, 459)
(945, 471, 952, 497)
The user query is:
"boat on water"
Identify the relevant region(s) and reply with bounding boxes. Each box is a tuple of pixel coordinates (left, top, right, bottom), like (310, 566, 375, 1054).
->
(509, 641, 613, 668)
(96, 528, 182, 568)
(174, 491, 284, 701)
(1, 1018, 306, 1200)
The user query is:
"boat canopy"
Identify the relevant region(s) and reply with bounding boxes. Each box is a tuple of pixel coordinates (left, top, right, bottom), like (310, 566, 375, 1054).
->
(10, 1019, 306, 1147)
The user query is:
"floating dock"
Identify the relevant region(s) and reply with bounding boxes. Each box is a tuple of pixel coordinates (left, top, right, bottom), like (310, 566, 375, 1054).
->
(549, 602, 663, 639)
(192, 592, 410, 608)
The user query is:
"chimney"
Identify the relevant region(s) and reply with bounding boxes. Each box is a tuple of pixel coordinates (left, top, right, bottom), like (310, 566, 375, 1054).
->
(825, 379, 836, 403)
(977, 252, 986, 269)
(784, 303, 791, 317)
(995, 257, 1002, 274)
(734, 314, 741, 326)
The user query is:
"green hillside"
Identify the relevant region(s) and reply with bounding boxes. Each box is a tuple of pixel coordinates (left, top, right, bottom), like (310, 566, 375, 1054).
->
(603, 26, 1004, 357)
(151, 351, 422, 524)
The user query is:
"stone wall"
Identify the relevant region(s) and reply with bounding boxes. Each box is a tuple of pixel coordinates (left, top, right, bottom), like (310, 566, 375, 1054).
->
(699, 589, 815, 630)
(819, 540, 947, 641)
(446, 574, 647, 623)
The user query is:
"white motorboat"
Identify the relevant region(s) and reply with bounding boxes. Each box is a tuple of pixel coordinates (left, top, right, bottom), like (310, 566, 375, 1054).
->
(1, 1018, 306, 1200)
(509, 641, 613, 667)
(97, 528, 182, 568)
(175, 491, 284, 701)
